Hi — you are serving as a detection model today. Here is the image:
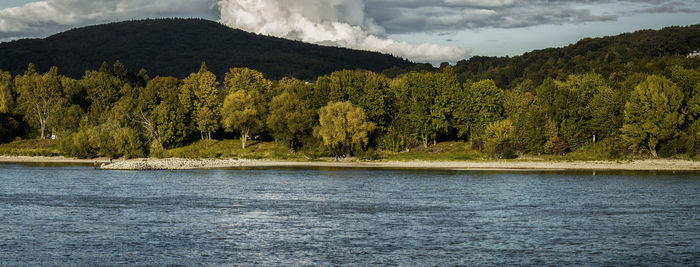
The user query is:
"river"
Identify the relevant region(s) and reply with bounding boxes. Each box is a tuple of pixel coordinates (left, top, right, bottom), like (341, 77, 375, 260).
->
(1, 163, 698, 266)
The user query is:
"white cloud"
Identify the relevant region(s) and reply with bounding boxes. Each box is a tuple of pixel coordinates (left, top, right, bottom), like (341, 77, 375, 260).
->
(217, 0, 471, 64)
(0, 0, 696, 63)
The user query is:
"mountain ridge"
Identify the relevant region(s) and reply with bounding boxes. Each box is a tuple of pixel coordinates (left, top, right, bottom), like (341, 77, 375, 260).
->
(0, 18, 414, 80)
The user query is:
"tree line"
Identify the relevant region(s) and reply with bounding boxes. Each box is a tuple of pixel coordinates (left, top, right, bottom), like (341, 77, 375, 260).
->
(0, 60, 698, 159)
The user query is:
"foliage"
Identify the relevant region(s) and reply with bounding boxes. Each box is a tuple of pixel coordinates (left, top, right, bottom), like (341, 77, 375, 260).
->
(454, 79, 504, 140)
(221, 90, 264, 149)
(316, 70, 395, 129)
(483, 120, 515, 158)
(2, 25, 700, 161)
(180, 62, 220, 140)
(157, 139, 305, 160)
(0, 69, 13, 114)
(391, 70, 456, 148)
(267, 91, 314, 152)
(15, 65, 68, 139)
(314, 102, 375, 159)
(621, 75, 684, 157)
(82, 70, 123, 125)
(60, 122, 145, 159)
(0, 139, 61, 157)
(132, 76, 192, 149)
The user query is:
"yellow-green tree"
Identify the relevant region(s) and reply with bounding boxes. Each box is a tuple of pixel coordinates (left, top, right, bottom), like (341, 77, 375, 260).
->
(179, 62, 220, 140)
(621, 75, 684, 157)
(314, 101, 375, 160)
(223, 67, 272, 97)
(15, 65, 68, 139)
(221, 89, 264, 149)
(483, 119, 515, 158)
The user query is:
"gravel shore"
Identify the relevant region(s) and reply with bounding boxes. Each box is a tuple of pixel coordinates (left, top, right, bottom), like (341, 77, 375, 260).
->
(2, 156, 698, 171)
(98, 158, 700, 171)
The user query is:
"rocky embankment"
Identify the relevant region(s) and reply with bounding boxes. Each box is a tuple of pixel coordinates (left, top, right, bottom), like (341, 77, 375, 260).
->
(100, 158, 250, 170)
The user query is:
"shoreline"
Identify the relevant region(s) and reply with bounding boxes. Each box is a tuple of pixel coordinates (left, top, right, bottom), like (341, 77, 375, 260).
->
(103, 158, 700, 171)
(2, 156, 698, 171)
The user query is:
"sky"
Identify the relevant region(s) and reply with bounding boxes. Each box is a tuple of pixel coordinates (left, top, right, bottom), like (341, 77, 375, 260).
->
(0, 0, 699, 64)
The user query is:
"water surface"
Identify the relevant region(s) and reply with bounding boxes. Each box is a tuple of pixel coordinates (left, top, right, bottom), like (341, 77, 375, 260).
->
(1, 163, 699, 266)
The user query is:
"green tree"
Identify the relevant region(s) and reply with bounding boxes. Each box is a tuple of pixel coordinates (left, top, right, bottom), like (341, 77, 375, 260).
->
(0, 69, 13, 114)
(132, 76, 191, 150)
(82, 70, 123, 125)
(223, 67, 272, 97)
(313, 101, 375, 159)
(503, 88, 547, 154)
(267, 91, 314, 152)
(221, 89, 264, 149)
(483, 119, 515, 158)
(621, 75, 684, 157)
(391, 71, 455, 148)
(589, 85, 622, 139)
(15, 65, 68, 139)
(453, 79, 504, 140)
(180, 62, 220, 140)
(316, 70, 395, 128)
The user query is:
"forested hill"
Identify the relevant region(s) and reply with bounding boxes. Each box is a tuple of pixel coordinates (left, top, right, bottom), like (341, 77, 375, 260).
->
(448, 24, 700, 88)
(0, 18, 414, 80)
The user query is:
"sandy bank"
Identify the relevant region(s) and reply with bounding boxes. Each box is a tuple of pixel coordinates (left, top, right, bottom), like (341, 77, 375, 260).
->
(98, 158, 700, 171)
(0, 156, 111, 165)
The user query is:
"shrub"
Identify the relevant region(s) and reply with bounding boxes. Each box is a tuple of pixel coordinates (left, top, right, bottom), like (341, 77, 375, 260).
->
(60, 123, 145, 159)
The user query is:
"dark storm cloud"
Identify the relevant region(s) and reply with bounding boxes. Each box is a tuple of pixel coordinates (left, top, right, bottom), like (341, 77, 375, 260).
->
(364, 0, 697, 34)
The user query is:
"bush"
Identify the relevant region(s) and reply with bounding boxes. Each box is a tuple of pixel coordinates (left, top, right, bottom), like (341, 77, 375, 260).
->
(60, 130, 97, 159)
(356, 148, 380, 160)
(502, 149, 518, 159)
(60, 123, 145, 159)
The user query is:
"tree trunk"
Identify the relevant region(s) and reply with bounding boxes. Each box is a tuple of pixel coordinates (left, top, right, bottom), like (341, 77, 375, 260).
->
(289, 141, 296, 154)
(648, 140, 658, 158)
(241, 129, 249, 149)
(40, 119, 46, 139)
(421, 133, 428, 148)
(208, 130, 212, 141)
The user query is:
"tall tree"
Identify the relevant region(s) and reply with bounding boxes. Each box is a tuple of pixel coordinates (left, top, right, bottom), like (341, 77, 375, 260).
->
(15, 65, 67, 139)
(132, 76, 190, 150)
(0, 69, 13, 114)
(223, 67, 272, 97)
(391, 71, 455, 148)
(453, 79, 504, 140)
(180, 62, 220, 140)
(621, 75, 684, 157)
(316, 70, 395, 129)
(82, 70, 123, 125)
(267, 91, 314, 152)
(221, 89, 264, 149)
(313, 101, 375, 160)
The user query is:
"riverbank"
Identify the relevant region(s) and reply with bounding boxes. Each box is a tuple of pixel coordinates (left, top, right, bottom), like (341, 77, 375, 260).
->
(2, 156, 699, 171)
(0, 156, 112, 165)
(96, 158, 700, 171)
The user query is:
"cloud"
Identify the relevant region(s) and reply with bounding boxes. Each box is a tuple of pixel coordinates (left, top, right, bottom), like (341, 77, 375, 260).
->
(0, 0, 218, 40)
(0, 0, 697, 63)
(217, 0, 471, 64)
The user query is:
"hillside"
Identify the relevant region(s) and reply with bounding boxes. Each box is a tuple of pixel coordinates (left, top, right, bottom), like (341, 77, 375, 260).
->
(0, 18, 414, 80)
(435, 24, 700, 88)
